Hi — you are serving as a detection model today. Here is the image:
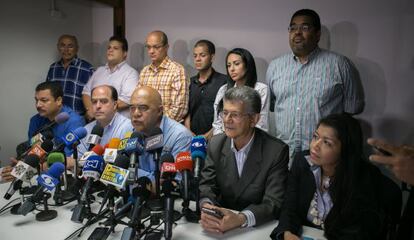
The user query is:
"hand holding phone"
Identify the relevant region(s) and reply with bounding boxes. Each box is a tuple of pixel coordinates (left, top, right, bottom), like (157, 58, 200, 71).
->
(201, 207, 224, 219)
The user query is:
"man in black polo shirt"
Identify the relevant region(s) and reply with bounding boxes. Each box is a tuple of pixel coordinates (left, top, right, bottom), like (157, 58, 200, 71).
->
(185, 40, 228, 140)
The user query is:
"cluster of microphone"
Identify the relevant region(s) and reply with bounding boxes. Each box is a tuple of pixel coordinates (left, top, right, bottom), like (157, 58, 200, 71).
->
(2, 112, 208, 240)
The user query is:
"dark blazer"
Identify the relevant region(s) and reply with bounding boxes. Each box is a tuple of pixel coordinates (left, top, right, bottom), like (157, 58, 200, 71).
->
(199, 128, 289, 226)
(271, 151, 401, 240)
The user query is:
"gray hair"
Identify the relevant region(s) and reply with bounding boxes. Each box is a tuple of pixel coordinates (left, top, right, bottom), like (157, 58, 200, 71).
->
(223, 86, 261, 114)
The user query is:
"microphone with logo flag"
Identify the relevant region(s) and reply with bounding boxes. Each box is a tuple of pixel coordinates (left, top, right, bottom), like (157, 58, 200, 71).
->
(71, 155, 105, 223)
(80, 144, 105, 165)
(103, 138, 121, 163)
(190, 136, 207, 215)
(29, 129, 54, 147)
(86, 124, 104, 151)
(123, 131, 145, 184)
(18, 162, 65, 221)
(144, 127, 164, 199)
(54, 127, 88, 153)
(4, 155, 40, 200)
(21, 139, 54, 163)
(160, 154, 177, 240)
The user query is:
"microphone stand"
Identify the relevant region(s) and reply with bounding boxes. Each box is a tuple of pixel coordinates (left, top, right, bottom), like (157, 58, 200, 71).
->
(36, 192, 57, 221)
(61, 144, 78, 202)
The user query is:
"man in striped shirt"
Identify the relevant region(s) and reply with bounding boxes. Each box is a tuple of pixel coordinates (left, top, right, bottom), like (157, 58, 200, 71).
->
(46, 34, 94, 115)
(266, 9, 365, 161)
(138, 30, 188, 123)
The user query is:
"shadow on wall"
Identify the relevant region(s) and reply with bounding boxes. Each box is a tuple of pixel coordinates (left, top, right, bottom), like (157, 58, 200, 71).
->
(84, 40, 109, 67)
(330, 21, 387, 118)
(254, 57, 269, 84)
(172, 39, 196, 79)
(129, 42, 145, 72)
(319, 25, 331, 50)
(213, 47, 229, 75)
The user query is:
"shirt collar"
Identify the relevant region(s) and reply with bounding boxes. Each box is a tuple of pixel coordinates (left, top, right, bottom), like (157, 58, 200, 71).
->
(150, 56, 171, 71)
(58, 56, 79, 66)
(194, 68, 216, 85)
(230, 131, 255, 154)
(292, 47, 321, 64)
(105, 60, 126, 72)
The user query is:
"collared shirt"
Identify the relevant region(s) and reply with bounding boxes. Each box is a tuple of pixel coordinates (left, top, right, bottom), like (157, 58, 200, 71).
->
(46, 57, 94, 114)
(305, 156, 333, 226)
(189, 69, 228, 135)
(212, 82, 269, 135)
(28, 105, 85, 155)
(77, 112, 133, 157)
(229, 132, 256, 227)
(138, 56, 188, 122)
(137, 115, 192, 181)
(82, 61, 139, 118)
(267, 47, 364, 159)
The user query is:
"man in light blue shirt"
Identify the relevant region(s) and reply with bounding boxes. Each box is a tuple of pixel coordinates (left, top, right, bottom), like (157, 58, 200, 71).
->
(129, 86, 192, 182)
(266, 9, 364, 160)
(77, 85, 132, 160)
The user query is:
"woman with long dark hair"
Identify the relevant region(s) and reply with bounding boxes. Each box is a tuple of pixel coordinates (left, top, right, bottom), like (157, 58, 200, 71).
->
(212, 48, 269, 135)
(271, 113, 401, 240)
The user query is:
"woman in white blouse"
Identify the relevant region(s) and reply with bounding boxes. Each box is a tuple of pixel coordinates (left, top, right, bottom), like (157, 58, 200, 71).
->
(212, 48, 269, 135)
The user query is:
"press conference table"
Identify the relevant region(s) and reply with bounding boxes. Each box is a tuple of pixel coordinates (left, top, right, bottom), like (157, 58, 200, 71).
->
(0, 184, 326, 240)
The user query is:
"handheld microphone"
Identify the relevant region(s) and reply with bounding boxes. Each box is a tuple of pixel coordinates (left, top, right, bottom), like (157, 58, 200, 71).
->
(160, 153, 177, 240)
(104, 138, 121, 163)
(80, 144, 105, 164)
(144, 127, 164, 198)
(100, 155, 130, 189)
(33, 112, 70, 135)
(55, 127, 88, 152)
(190, 136, 207, 179)
(22, 139, 54, 162)
(124, 131, 145, 183)
(4, 155, 40, 200)
(18, 162, 65, 216)
(86, 124, 104, 151)
(175, 152, 192, 203)
(46, 152, 65, 167)
(29, 129, 54, 146)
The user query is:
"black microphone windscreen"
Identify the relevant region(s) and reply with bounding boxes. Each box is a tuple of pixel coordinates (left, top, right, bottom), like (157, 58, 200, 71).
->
(91, 124, 104, 137)
(160, 153, 174, 164)
(42, 130, 54, 140)
(41, 139, 54, 152)
(24, 154, 40, 168)
(130, 131, 145, 139)
(114, 155, 130, 169)
(16, 142, 30, 157)
(145, 127, 163, 137)
(55, 112, 70, 124)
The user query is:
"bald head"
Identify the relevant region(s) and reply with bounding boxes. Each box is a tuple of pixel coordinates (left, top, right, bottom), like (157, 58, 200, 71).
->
(132, 86, 162, 107)
(145, 30, 169, 66)
(130, 86, 163, 133)
(147, 30, 168, 46)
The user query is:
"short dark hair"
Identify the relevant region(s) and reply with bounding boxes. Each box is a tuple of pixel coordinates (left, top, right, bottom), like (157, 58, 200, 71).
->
(226, 48, 257, 89)
(36, 82, 63, 100)
(224, 86, 261, 114)
(109, 35, 128, 52)
(91, 85, 118, 102)
(194, 39, 215, 55)
(291, 9, 321, 32)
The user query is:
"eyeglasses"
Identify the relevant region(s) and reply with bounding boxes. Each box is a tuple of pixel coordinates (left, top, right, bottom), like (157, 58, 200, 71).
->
(145, 44, 165, 50)
(129, 104, 150, 113)
(288, 24, 313, 33)
(219, 110, 251, 121)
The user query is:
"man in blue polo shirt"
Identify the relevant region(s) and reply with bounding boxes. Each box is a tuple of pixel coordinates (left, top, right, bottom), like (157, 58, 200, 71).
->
(46, 34, 94, 115)
(28, 81, 85, 153)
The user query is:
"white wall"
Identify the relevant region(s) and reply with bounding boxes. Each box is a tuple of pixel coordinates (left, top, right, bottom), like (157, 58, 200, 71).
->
(118, 0, 414, 147)
(0, 0, 99, 163)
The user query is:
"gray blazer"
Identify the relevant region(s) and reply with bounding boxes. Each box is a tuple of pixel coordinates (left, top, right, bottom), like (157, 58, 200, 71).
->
(199, 128, 289, 226)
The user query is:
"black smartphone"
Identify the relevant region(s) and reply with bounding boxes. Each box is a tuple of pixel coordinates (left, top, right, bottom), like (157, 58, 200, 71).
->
(201, 207, 224, 219)
(373, 146, 392, 156)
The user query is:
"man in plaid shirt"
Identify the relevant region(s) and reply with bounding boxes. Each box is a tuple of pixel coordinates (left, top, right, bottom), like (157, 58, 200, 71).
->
(46, 34, 94, 115)
(138, 30, 188, 122)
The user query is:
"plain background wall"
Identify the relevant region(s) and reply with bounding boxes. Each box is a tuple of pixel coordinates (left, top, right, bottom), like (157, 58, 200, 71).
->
(118, 0, 414, 151)
(0, 0, 109, 163)
(0, 0, 413, 165)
